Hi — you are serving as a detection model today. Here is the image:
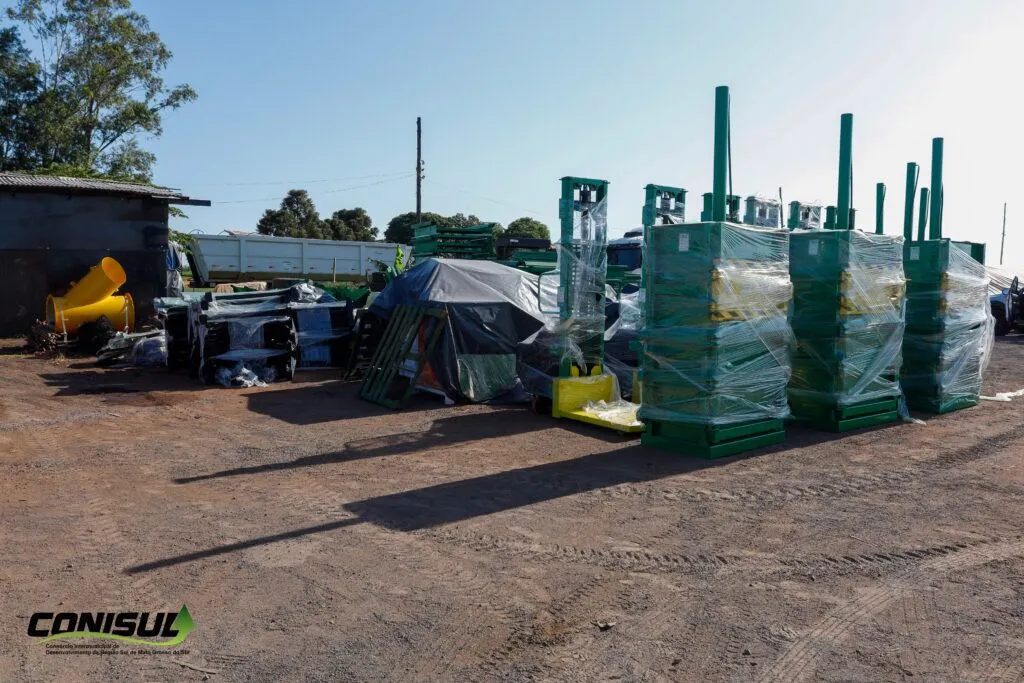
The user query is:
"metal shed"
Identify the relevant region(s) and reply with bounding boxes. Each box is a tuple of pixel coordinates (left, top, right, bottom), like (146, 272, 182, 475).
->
(0, 173, 209, 336)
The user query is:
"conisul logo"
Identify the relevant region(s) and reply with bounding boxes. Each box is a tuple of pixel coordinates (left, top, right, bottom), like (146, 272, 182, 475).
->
(28, 605, 194, 647)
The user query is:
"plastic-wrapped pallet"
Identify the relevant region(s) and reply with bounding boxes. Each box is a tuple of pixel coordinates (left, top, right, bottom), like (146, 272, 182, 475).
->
(637, 221, 793, 457)
(788, 231, 906, 430)
(902, 240, 993, 413)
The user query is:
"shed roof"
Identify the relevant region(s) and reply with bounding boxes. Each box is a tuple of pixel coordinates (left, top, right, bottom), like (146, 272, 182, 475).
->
(0, 172, 210, 206)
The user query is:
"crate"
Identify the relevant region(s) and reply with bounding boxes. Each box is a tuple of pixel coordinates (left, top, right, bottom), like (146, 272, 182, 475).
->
(788, 395, 900, 432)
(641, 418, 785, 459)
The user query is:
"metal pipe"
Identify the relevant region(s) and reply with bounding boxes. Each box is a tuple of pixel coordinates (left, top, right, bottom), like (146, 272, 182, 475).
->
(929, 138, 943, 239)
(903, 163, 919, 241)
(875, 182, 886, 234)
(837, 113, 853, 230)
(918, 187, 929, 242)
(712, 86, 730, 222)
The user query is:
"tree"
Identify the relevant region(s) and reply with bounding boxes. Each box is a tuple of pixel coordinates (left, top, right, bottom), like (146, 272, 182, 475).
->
(506, 217, 550, 240)
(257, 190, 325, 239)
(0, 27, 40, 170)
(3, 0, 197, 181)
(384, 211, 447, 244)
(491, 223, 505, 239)
(324, 207, 378, 241)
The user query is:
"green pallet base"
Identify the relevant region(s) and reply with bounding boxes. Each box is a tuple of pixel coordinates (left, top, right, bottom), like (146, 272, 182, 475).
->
(903, 394, 979, 414)
(641, 418, 785, 459)
(789, 396, 900, 432)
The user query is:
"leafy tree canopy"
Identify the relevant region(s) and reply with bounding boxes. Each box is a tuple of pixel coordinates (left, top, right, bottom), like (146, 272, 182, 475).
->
(1, 0, 196, 181)
(384, 211, 493, 244)
(256, 190, 379, 242)
(506, 217, 550, 240)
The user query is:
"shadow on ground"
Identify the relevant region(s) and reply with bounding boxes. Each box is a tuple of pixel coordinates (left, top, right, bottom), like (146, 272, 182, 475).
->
(129, 418, 897, 573)
(174, 407, 562, 484)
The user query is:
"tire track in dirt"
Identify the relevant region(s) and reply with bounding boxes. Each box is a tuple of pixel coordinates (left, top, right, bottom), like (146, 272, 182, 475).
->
(425, 528, 995, 578)
(756, 537, 1024, 683)
(245, 472, 527, 683)
(585, 422, 1024, 508)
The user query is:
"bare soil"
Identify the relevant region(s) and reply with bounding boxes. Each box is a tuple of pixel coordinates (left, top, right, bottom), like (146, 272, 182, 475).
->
(2, 336, 1024, 682)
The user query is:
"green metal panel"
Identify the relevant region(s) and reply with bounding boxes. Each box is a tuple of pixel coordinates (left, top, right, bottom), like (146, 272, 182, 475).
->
(837, 113, 853, 230)
(712, 86, 730, 222)
(875, 182, 885, 234)
(359, 305, 449, 409)
(903, 162, 919, 242)
(929, 138, 944, 239)
(917, 187, 929, 242)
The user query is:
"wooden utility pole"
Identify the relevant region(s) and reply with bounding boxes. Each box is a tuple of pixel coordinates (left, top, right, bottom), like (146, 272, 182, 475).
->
(416, 117, 423, 225)
(1000, 202, 1007, 265)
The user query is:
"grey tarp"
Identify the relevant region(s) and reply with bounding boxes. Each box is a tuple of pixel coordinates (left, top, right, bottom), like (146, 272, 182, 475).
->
(369, 259, 549, 402)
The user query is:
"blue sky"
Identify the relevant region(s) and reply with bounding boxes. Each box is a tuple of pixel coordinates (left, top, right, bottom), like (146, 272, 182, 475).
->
(13, 0, 1024, 261)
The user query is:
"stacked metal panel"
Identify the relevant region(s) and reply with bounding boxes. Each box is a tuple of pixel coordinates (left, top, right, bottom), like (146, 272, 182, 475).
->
(901, 240, 992, 413)
(788, 231, 906, 430)
(412, 223, 496, 260)
(637, 221, 793, 458)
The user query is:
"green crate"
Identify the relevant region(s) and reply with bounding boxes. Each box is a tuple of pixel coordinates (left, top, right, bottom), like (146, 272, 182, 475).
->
(788, 395, 900, 432)
(641, 418, 786, 458)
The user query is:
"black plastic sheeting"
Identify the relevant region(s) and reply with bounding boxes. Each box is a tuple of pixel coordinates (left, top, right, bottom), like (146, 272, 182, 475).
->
(370, 258, 639, 403)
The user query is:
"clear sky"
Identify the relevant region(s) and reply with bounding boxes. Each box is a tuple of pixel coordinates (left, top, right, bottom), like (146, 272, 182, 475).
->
(51, 1, 1024, 261)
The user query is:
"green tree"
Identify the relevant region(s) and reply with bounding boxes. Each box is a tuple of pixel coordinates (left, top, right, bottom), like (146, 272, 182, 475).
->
(384, 211, 448, 244)
(506, 217, 550, 240)
(324, 207, 378, 241)
(491, 223, 505, 239)
(257, 189, 325, 239)
(4, 0, 197, 181)
(0, 27, 39, 170)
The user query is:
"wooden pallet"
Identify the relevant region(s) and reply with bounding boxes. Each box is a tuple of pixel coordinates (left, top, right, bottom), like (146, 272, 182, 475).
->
(358, 305, 448, 409)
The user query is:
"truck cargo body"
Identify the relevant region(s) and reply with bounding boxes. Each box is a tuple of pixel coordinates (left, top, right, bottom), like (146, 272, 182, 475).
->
(189, 234, 410, 285)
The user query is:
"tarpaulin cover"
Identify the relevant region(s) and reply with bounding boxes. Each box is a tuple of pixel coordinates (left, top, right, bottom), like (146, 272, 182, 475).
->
(369, 258, 549, 402)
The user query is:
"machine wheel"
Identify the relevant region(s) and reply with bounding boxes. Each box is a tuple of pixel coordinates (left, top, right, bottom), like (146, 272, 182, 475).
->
(993, 303, 1010, 336)
(532, 395, 552, 415)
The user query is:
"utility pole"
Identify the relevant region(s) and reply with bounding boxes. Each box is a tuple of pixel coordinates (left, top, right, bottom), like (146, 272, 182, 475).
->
(415, 117, 423, 225)
(1000, 201, 1007, 265)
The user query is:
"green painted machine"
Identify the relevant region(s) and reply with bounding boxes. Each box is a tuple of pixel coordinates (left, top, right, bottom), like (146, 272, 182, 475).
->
(787, 113, 907, 431)
(637, 86, 793, 457)
(900, 139, 991, 413)
(544, 177, 643, 433)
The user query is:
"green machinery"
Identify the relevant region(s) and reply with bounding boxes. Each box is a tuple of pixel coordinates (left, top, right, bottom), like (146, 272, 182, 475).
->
(787, 113, 906, 431)
(412, 222, 497, 260)
(900, 139, 990, 413)
(545, 177, 643, 433)
(637, 86, 793, 457)
(643, 185, 687, 226)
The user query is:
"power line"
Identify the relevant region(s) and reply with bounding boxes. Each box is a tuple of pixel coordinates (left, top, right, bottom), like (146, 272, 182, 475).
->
(192, 171, 410, 188)
(213, 174, 414, 205)
(423, 179, 556, 224)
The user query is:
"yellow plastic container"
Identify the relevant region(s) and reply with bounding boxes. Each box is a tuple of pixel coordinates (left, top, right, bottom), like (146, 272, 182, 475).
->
(44, 257, 135, 334)
(47, 293, 135, 334)
(62, 257, 127, 308)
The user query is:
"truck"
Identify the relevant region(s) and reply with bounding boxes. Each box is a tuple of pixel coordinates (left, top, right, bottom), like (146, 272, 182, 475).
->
(186, 233, 410, 287)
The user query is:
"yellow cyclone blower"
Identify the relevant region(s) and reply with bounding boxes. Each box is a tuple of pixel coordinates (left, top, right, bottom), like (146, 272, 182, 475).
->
(45, 257, 135, 334)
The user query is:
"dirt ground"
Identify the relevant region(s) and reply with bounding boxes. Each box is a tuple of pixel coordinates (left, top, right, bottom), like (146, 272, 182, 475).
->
(1, 336, 1023, 683)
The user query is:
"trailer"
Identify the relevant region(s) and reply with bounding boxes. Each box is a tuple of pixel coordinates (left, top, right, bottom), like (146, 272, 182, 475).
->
(187, 233, 410, 286)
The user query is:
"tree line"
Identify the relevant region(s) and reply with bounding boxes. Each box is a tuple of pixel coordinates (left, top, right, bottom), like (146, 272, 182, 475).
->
(256, 189, 550, 244)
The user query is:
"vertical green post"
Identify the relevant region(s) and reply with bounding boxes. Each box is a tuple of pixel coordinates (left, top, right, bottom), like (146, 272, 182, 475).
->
(875, 182, 885, 234)
(837, 113, 853, 230)
(825, 206, 837, 230)
(903, 162, 919, 242)
(917, 187, 929, 242)
(788, 201, 801, 229)
(929, 138, 943, 239)
(712, 86, 730, 222)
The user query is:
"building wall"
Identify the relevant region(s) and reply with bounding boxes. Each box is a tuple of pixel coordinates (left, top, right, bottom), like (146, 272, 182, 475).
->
(0, 192, 170, 336)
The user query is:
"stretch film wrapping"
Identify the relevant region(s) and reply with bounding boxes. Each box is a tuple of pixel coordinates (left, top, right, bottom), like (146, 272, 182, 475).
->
(788, 231, 906, 408)
(902, 241, 993, 411)
(638, 222, 793, 426)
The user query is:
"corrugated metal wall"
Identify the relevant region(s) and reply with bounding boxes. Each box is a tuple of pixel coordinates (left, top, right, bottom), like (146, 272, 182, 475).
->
(0, 192, 170, 336)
